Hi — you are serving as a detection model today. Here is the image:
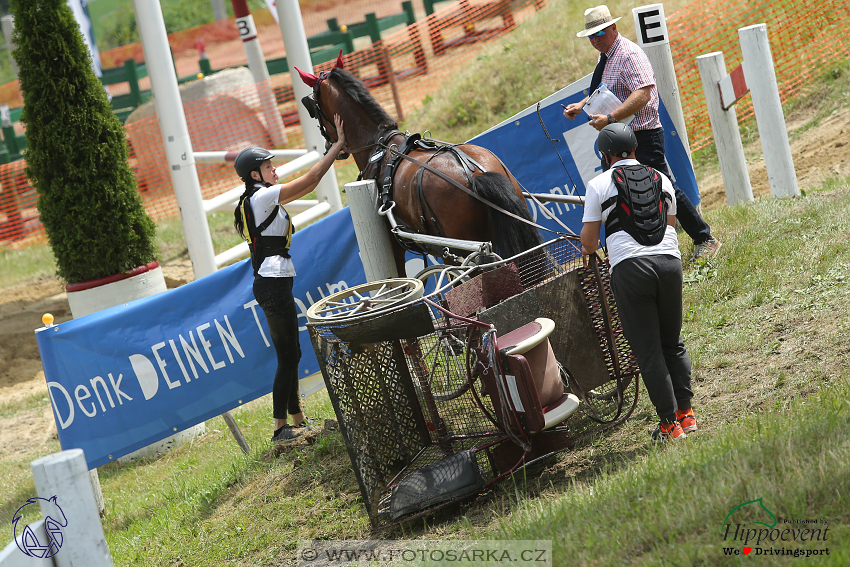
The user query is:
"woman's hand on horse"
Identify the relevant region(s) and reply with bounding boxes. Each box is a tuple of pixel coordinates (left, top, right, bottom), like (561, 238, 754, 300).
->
(333, 114, 346, 152)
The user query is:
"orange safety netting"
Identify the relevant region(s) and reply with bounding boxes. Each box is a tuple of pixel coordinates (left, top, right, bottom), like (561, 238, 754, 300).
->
(668, 0, 850, 151)
(0, 0, 848, 249)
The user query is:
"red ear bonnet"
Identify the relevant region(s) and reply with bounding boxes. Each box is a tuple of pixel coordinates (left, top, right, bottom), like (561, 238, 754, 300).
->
(334, 49, 345, 69)
(294, 66, 318, 87)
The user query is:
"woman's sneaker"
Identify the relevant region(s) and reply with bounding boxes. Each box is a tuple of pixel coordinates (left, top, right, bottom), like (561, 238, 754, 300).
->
(271, 424, 301, 442)
(294, 418, 314, 431)
(676, 408, 698, 433)
(651, 421, 687, 444)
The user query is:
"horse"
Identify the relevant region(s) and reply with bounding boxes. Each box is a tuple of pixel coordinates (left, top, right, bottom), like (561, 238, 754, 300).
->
(295, 56, 544, 279)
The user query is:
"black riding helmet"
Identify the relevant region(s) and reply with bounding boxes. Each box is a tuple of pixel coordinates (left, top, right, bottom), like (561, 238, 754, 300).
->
(597, 123, 638, 159)
(234, 146, 274, 179)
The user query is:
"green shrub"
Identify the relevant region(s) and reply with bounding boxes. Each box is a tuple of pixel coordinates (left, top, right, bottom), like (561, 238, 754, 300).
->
(11, 0, 157, 283)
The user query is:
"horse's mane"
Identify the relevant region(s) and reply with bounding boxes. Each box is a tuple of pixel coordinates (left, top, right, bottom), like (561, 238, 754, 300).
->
(329, 68, 398, 131)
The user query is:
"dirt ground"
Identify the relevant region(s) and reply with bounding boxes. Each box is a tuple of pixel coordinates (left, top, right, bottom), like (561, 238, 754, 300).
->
(2, 99, 849, 471)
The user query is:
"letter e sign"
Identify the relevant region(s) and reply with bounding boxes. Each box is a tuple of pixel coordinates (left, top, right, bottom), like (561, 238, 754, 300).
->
(633, 5, 669, 46)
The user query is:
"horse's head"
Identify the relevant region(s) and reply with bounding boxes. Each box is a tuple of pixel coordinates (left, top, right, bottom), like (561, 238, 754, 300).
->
(295, 52, 350, 160)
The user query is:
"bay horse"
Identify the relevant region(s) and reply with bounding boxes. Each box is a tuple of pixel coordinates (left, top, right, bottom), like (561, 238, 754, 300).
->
(295, 56, 544, 278)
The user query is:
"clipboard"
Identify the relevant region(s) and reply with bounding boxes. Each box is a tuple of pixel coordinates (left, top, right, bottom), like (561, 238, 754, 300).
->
(583, 84, 634, 125)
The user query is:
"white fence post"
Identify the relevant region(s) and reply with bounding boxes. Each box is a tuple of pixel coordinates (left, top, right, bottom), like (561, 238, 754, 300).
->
(739, 23, 799, 198)
(346, 180, 398, 281)
(697, 51, 753, 206)
(132, 0, 217, 280)
(30, 450, 112, 567)
(276, 0, 343, 214)
(633, 3, 693, 164)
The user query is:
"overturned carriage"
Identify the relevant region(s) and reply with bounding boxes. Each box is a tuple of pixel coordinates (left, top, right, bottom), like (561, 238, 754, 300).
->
(307, 237, 640, 528)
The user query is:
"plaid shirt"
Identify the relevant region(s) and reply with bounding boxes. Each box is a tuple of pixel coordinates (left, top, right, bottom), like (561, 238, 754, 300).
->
(599, 34, 661, 131)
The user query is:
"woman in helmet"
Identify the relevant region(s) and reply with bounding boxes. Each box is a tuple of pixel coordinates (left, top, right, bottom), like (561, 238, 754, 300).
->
(233, 114, 346, 442)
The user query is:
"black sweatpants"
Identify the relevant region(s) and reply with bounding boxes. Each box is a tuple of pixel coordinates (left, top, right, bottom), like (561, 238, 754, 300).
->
(610, 255, 693, 423)
(253, 276, 302, 419)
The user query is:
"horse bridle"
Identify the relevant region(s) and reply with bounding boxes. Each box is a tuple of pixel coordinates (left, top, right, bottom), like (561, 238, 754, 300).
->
(302, 71, 388, 161)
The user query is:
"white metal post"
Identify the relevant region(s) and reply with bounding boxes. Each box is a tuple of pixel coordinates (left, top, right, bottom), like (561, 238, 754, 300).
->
(347, 180, 398, 281)
(132, 0, 217, 279)
(276, 0, 343, 213)
(633, 4, 693, 163)
(739, 24, 799, 198)
(696, 52, 753, 206)
(231, 0, 287, 147)
(30, 449, 112, 567)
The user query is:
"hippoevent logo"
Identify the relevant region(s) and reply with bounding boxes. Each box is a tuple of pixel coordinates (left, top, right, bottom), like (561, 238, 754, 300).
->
(720, 498, 831, 558)
(11, 496, 68, 559)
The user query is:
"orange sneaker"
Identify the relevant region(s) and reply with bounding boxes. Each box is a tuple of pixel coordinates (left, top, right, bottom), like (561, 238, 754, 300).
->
(651, 421, 687, 444)
(676, 408, 698, 433)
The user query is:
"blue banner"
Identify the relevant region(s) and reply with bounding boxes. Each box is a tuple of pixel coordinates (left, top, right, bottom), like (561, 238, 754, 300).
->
(37, 208, 364, 469)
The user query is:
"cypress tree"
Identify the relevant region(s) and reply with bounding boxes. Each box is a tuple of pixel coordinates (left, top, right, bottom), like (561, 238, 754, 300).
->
(10, 0, 157, 283)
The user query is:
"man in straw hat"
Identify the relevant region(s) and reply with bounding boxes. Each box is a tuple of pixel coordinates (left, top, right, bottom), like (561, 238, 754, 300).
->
(564, 5, 721, 260)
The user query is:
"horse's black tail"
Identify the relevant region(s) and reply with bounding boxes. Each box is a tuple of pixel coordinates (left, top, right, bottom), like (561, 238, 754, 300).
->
(474, 172, 543, 258)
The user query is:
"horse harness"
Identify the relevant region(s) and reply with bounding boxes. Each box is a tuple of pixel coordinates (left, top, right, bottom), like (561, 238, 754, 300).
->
(358, 130, 499, 256)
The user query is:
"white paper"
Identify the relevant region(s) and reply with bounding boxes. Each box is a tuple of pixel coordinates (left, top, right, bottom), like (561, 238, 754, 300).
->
(583, 84, 634, 125)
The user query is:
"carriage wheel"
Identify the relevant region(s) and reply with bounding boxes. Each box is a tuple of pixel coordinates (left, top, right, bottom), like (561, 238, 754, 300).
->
(413, 330, 479, 402)
(305, 278, 424, 325)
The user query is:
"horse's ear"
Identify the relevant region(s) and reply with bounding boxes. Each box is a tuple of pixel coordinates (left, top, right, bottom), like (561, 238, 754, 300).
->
(294, 66, 318, 88)
(334, 49, 345, 70)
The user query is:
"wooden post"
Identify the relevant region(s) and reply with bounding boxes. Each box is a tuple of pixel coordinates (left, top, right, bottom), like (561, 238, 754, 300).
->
(739, 24, 799, 198)
(30, 449, 112, 567)
(346, 180, 399, 281)
(696, 52, 753, 206)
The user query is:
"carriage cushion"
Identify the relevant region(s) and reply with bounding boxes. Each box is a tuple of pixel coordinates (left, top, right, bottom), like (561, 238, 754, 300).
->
(497, 318, 562, 408)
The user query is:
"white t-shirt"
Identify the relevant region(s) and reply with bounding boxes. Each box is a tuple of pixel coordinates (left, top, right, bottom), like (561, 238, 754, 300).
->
(249, 184, 296, 278)
(582, 159, 680, 271)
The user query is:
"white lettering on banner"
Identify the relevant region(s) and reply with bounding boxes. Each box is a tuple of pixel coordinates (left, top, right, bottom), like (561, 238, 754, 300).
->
(215, 316, 245, 363)
(244, 300, 270, 347)
(89, 376, 115, 412)
(108, 373, 132, 404)
(130, 353, 160, 400)
(74, 384, 96, 418)
(181, 331, 210, 378)
(152, 342, 182, 389)
(168, 339, 192, 384)
(196, 323, 225, 370)
(47, 382, 75, 429)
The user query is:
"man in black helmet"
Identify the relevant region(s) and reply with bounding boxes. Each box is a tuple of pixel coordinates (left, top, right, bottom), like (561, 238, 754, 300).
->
(581, 123, 697, 443)
(233, 114, 347, 442)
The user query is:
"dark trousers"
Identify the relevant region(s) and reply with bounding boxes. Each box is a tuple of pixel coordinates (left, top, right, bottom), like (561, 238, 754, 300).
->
(610, 255, 693, 423)
(253, 276, 302, 419)
(633, 128, 713, 245)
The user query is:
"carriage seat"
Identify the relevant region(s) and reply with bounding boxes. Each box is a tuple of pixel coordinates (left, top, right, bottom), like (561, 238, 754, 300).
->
(482, 318, 580, 433)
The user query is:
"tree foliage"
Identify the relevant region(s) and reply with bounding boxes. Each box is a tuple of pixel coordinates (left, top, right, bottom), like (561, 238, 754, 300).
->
(10, 0, 157, 283)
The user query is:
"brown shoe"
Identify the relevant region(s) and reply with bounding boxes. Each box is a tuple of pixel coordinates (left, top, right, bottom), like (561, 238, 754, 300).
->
(692, 238, 721, 260)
